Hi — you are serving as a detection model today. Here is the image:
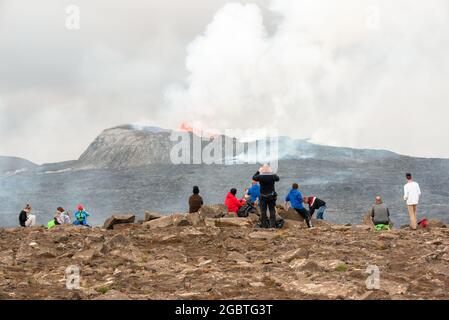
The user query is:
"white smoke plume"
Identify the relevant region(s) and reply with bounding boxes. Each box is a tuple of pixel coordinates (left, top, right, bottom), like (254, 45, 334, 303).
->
(164, 0, 449, 157)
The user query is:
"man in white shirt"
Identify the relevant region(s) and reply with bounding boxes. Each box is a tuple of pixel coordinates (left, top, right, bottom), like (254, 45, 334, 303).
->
(404, 173, 421, 230)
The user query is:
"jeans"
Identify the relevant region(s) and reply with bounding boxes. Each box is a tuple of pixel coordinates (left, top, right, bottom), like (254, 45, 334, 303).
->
(294, 208, 313, 228)
(73, 220, 90, 227)
(316, 206, 326, 220)
(259, 197, 277, 228)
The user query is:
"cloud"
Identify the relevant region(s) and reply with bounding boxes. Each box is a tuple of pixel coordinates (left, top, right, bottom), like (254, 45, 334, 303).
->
(0, 0, 448, 163)
(0, 0, 258, 163)
(165, 0, 449, 158)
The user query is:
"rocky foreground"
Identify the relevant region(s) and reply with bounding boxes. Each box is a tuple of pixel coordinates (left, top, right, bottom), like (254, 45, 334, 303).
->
(1, 205, 448, 300)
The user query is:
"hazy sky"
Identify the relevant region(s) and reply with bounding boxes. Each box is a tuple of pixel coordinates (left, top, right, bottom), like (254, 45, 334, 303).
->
(1, 0, 448, 164)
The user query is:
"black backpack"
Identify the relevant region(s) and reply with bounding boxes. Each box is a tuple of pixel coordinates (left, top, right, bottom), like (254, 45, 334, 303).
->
(237, 202, 256, 218)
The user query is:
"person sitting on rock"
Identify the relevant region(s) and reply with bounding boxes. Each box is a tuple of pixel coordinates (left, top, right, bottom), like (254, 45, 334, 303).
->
(48, 207, 72, 229)
(370, 196, 391, 231)
(19, 204, 36, 227)
(285, 184, 313, 228)
(55, 207, 71, 225)
(189, 186, 204, 213)
(246, 180, 260, 205)
(303, 196, 327, 220)
(73, 204, 91, 227)
(224, 188, 246, 216)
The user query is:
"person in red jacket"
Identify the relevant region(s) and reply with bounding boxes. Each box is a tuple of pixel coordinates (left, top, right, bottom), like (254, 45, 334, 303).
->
(224, 188, 246, 215)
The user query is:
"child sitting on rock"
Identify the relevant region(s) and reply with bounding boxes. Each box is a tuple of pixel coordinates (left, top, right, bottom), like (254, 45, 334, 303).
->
(73, 204, 91, 227)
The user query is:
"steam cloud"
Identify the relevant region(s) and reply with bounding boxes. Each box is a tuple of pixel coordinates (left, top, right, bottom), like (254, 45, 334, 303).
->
(165, 0, 449, 157)
(0, 0, 448, 163)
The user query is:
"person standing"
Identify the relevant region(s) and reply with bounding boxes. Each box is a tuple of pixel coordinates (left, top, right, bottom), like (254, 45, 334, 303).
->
(19, 204, 36, 227)
(404, 173, 421, 230)
(253, 164, 280, 228)
(189, 186, 204, 213)
(285, 184, 313, 228)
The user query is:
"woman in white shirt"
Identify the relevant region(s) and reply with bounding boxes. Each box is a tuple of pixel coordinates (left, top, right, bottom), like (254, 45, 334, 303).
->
(404, 173, 421, 230)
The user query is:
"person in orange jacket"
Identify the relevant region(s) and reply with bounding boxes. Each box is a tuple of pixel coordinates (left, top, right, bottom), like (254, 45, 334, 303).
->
(224, 188, 246, 215)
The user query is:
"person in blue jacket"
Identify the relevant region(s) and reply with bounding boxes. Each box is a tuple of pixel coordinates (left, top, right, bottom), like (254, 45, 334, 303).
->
(246, 180, 260, 204)
(285, 183, 313, 228)
(73, 204, 91, 227)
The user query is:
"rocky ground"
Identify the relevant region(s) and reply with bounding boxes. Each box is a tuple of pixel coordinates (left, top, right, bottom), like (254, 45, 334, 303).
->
(1, 206, 449, 300)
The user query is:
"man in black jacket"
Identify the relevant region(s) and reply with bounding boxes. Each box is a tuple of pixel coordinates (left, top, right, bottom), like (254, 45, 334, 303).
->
(252, 164, 280, 228)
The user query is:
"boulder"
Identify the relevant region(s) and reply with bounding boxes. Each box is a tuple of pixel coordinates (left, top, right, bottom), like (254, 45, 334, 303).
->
(186, 212, 204, 226)
(103, 214, 135, 230)
(144, 212, 162, 222)
(427, 220, 447, 229)
(214, 217, 253, 228)
(276, 206, 304, 221)
(199, 204, 227, 219)
(143, 214, 191, 229)
(107, 234, 130, 250)
(113, 224, 134, 231)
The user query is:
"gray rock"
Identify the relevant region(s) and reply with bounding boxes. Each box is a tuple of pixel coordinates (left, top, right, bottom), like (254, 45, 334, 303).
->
(144, 212, 162, 222)
(103, 214, 135, 230)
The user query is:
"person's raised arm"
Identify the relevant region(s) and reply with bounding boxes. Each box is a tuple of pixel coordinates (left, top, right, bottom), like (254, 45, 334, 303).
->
(252, 171, 261, 181)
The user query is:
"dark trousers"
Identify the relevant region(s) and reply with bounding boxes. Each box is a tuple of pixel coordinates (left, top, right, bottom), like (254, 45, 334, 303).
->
(259, 197, 277, 228)
(294, 208, 313, 228)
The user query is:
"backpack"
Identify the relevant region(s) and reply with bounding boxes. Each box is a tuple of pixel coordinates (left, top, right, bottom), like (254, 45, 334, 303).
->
(237, 202, 256, 218)
(47, 219, 56, 229)
(418, 218, 428, 228)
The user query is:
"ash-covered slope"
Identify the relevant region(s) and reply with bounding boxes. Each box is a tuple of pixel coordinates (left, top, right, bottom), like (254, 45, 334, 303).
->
(0, 156, 38, 176)
(75, 125, 401, 170)
(76, 125, 175, 169)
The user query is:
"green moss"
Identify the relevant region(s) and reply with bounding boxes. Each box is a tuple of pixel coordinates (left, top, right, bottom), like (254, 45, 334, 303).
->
(96, 286, 110, 294)
(335, 263, 348, 272)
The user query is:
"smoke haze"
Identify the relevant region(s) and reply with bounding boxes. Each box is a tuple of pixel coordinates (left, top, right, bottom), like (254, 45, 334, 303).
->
(1, 0, 448, 163)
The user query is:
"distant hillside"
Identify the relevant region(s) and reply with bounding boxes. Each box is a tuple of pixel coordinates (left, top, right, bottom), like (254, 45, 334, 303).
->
(75, 125, 401, 170)
(0, 156, 37, 176)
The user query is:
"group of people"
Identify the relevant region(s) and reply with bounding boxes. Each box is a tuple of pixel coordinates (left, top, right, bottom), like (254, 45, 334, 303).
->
(189, 164, 327, 229)
(19, 167, 422, 231)
(19, 204, 91, 229)
(189, 166, 422, 231)
(369, 173, 422, 230)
